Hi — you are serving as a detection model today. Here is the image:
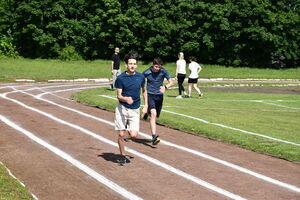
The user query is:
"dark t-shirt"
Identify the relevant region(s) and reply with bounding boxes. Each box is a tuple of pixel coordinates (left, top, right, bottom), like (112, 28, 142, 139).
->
(115, 72, 145, 109)
(143, 67, 171, 95)
(111, 53, 120, 70)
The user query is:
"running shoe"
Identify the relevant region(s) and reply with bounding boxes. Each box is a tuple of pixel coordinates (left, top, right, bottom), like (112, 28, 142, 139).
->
(152, 135, 160, 145)
(118, 156, 127, 166)
(176, 95, 182, 99)
(199, 93, 203, 97)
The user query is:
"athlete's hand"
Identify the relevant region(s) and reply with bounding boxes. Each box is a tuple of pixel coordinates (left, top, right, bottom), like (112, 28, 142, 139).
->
(125, 97, 134, 104)
(159, 86, 166, 93)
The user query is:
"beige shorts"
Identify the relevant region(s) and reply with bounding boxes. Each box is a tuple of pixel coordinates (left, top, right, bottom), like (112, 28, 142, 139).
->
(115, 104, 140, 132)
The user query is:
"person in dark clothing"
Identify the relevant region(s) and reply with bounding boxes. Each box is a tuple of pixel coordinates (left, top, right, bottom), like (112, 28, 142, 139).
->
(111, 47, 121, 89)
(142, 58, 173, 145)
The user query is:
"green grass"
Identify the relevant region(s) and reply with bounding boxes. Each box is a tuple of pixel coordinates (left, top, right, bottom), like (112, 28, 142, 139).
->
(0, 163, 34, 200)
(72, 85, 300, 162)
(1, 58, 299, 82)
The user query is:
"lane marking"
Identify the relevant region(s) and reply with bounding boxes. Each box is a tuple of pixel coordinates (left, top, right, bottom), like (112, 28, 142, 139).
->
(9, 87, 300, 193)
(98, 95, 300, 147)
(0, 115, 142, 200)
(0, 161, 38, 200)
(1, 90, 247, 199)
(253, 100, 300, 110)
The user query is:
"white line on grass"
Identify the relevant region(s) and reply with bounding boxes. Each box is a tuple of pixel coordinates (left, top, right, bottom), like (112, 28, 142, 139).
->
(11, 88, 300, 193)
(253, 100, 300, 110)
(0, 115, 142, 200)
(99, 95, 300, 147)
(1, 90, 247, 200)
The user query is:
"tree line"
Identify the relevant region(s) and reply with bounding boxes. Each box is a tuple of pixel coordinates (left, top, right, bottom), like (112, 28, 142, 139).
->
(0, 0, 299, 68)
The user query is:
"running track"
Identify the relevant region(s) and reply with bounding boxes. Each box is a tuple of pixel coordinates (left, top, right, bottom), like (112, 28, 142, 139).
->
(0, 83, 299, 200)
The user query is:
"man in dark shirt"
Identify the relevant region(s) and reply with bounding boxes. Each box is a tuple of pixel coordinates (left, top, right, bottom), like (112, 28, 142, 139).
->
(111, 47, 121, 89)
(114, 53, 148, 166)
(142, 58, 173, 145)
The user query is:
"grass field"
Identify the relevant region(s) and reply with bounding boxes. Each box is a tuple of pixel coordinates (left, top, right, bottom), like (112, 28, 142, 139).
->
(72, 85, 300, 162)
(1, 57, 300, 82)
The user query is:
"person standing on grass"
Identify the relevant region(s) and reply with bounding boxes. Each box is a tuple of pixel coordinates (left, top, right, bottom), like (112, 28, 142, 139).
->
(175, 52, 187, 99)
(142, 57, 173, 145)
(187, 56, 203, 98)
(114, 53, 148, 166)
(111, 47, 121, 89)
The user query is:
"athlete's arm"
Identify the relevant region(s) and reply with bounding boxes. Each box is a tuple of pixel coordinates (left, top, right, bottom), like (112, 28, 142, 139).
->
(116, 88, 133, 104)
(141, 86, 148, 114)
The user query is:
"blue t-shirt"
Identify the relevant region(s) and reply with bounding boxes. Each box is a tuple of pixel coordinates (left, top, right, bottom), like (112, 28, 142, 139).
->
(143, 67, 171, 95)
(115, 72, 145, 109)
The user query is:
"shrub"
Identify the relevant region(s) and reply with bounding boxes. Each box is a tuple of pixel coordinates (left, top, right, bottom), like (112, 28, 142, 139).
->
(0, 32, 19, 58)
(58, 45, 82, 61)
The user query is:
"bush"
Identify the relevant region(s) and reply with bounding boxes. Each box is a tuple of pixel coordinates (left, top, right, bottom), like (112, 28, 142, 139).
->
(58, 45, 82, 61)
(0, 32, 19, 58)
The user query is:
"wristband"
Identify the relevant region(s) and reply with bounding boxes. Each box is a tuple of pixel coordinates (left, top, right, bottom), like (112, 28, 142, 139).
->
(164, 85, 168, 90)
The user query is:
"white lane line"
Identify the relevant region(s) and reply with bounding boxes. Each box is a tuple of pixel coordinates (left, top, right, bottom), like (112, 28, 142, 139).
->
(99, 95, 300, 147)
(0, 115, 142, 200)
(3, 83, 106, 96)
(13, 88, 300, 193)
(36, 86, 104, 98)
(0, 161, 38, 200)
(1, 91, 247, 200)
(163, 110, 300, 147)
(253, 100, 300, 110)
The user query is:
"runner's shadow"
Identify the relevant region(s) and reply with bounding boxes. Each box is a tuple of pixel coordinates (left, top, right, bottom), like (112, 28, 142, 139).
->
(131, 138, 157, 149)
(98, 153, 134, 163)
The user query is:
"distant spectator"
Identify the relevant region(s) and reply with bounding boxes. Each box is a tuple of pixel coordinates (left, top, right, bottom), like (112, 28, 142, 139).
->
(111, 47, 121, 89)
(175, 52, 187, 98)
(187, 56, 203, 98)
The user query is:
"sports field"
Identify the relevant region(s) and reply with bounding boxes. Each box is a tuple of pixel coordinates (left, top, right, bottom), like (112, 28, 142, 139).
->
(0, 82, 299, 200)
(73, 84, 300, 162)
(1, 57, 300, 199)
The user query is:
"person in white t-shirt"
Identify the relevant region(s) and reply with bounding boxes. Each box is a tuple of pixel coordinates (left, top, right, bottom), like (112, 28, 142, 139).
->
(187, 56, 203, 98)
(175, 52, 187, 98)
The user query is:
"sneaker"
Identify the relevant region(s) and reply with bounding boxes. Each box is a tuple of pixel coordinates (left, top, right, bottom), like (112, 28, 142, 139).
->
(152, 135, 160, 145)
(118, 155, 127, 166)
(199, 93, 203, 97)
(176, 95, 182, 99)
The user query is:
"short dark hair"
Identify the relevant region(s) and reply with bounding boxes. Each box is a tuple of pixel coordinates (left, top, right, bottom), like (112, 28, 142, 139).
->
(153, 57, 163, 65)
(124, 53, 138, 64)
(189, 56, 197, 62)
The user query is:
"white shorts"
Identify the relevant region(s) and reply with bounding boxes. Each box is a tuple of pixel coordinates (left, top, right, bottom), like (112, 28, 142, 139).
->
(114, 104, 140, 132)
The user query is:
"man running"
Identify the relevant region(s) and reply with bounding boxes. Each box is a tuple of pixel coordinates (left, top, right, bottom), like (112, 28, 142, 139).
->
(142, 57, 173, 145)
(114, 53, 148, 166)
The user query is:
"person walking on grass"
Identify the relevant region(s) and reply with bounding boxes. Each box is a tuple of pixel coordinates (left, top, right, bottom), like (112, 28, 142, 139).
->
(114, 53, 148, 166)
(175, 52, 187, 99)
(142, 57, 173, 145)
(111, 47, 121, 89)
(187, 56, 203, 98)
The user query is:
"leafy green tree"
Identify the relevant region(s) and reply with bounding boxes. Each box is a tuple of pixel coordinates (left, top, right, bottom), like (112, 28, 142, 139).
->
(0, 0, 298, 68)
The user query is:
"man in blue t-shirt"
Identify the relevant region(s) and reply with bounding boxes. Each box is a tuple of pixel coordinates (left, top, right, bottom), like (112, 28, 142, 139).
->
(114, 53, 148, 166)
(142, 57, 173, 145)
